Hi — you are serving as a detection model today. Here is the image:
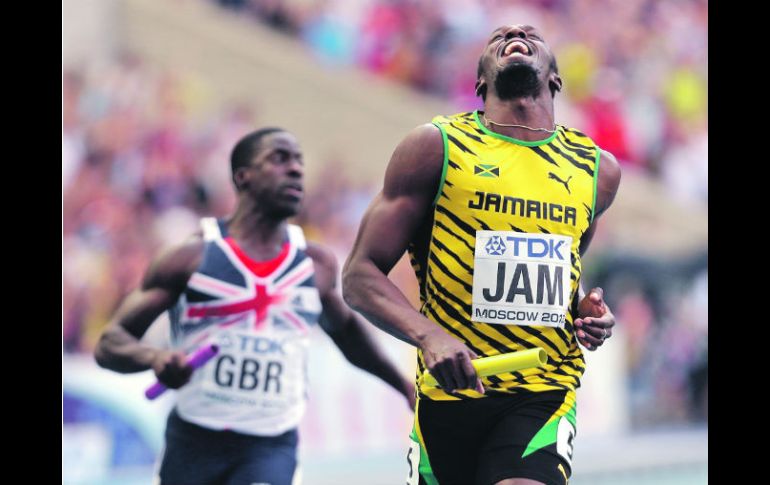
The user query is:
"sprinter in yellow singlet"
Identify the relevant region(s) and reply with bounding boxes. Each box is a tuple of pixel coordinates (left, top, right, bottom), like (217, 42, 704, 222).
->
(343, 24, 621, 485)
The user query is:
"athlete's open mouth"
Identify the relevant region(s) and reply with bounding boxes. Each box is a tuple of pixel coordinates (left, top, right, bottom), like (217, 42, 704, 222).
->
(500, 40, 532, 58)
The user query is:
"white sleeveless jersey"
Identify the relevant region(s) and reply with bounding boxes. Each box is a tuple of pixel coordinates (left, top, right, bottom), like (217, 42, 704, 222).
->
(168, 218, 322, 436)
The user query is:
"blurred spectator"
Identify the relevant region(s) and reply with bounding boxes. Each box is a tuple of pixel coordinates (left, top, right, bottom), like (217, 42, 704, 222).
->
(590, 252, 708, 427)
(218, 0, 706, 185)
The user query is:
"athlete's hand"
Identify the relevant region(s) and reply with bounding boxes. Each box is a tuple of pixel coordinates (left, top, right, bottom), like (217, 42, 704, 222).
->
(419, 328, 484, 394)
(574, 287, 615, 351)
(151, 350, 193, 389)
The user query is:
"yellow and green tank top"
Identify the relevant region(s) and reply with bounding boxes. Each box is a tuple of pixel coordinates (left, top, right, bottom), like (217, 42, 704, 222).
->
(411, 110, 602, 401)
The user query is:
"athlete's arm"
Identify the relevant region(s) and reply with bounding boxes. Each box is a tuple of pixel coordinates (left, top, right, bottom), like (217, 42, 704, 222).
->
(94, 236, 203, 388)
(306, 243, 415, 408)
(342, 124, 484, 393)
(574, 149, 622, 350)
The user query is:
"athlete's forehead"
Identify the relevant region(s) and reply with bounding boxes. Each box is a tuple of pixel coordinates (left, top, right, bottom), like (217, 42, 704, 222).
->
(258, 131, 302, 155)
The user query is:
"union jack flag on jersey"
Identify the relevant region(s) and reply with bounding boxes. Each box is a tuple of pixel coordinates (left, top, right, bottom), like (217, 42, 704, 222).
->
(168, 218, 322, 349)
(168, 218, 322, 435)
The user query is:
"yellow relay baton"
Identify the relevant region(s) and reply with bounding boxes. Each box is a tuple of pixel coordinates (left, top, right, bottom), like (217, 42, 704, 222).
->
(421, 348, 547, 388)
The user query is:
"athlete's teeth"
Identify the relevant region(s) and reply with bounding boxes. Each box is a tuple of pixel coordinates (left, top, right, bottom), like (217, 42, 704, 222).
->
(504, 42, 528, 56)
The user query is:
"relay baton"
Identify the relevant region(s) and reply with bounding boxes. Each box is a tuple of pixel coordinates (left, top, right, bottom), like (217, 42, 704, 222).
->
(144, 344, 220, 400)
(421, 347, 547, 387)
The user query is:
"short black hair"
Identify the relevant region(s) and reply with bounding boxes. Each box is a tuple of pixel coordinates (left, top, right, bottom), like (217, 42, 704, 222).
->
(230, 127, 285, 186)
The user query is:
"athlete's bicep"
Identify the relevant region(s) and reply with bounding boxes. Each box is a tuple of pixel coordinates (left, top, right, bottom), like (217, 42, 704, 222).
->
(347, 124, 444, 274)
(580, 149, 621, 257)
(109, 287, 181, 339)
(593, 149, 621, 219)
(110, 238, 203, 338)
(352, 193, 426, 273)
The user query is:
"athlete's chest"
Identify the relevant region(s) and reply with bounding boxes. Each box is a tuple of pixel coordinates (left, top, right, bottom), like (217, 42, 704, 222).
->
(180, 238, 322, 336)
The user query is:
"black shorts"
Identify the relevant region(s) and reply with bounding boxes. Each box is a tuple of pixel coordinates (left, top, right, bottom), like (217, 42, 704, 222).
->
(158, 409, 299, 485)
(407, 390, 577, 485)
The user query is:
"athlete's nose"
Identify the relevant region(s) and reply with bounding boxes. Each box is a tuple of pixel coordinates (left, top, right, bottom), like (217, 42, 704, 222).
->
(504, 26, 528, 41)
(287, 158, 304, 178)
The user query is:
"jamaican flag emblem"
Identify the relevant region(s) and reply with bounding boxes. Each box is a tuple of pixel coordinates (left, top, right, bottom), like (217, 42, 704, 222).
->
(474, 164, 499, 178)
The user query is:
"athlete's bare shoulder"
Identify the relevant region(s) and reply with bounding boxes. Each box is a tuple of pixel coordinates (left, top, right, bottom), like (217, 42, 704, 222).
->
(142, 232, 205, 292)
(383, 123, 444, 199)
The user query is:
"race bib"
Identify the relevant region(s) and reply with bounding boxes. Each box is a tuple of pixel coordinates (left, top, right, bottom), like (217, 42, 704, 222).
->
(472, 231, 572, 328)
(195, 329, 307, 410)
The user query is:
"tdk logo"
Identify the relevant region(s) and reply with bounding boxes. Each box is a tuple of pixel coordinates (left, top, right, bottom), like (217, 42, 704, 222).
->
(505, 236, 566, 260)
(238, 335, 288, 355)
(485, 236, 507, 255)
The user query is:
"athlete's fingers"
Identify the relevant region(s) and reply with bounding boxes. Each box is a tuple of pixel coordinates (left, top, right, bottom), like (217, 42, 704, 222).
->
(582, 318, 612, 338)
(443, 363, 461, 392)
(472, 376, 485, 394)
(577, 321, 608, 340)
(581, 315, 615, 341)
(448, 355, 470, 390)
(577, 330, 604, 350)
(583, 313, 615, 329)
(179, 364, 193, 381)
(444, 350, 484, 395)
(456, 352, 478, 390)
(424, 353, 448, 390)
(170, 353, 189, 370)
(588, 287, 604, 305)
(433, 361, 458, 392)
(577, 330, 593, 350)
(577, 334, 599, 351)
(171, 354, 193, 378)
(578, 287, 607, 318)
(161, 353, 193, 387)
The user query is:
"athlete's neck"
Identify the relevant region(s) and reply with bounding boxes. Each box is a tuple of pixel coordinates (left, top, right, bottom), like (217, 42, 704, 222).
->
(226, 201, 288, 260)
(482, 95, 555, 142)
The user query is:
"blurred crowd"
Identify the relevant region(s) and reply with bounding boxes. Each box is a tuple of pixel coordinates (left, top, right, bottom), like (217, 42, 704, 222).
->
(589, 251, 708, 427)
(63, 0, 707, 429)
(214, 0, 708, 206)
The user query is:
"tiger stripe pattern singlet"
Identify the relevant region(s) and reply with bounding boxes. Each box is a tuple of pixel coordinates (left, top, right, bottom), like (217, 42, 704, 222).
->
(410, 110, 601, 401)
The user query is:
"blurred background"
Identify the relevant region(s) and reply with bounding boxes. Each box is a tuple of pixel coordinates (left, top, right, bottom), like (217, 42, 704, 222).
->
(62, 0, 707, 483)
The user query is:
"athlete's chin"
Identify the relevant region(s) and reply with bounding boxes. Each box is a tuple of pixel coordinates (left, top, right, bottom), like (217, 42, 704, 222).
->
(273, 201, 301, 219)
(494, 63, 542, 100)
(498, 56, 534, 70)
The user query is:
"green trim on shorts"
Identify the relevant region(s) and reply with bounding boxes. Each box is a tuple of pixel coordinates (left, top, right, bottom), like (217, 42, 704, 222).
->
(410, 425, 439, 485)
(521, 400, 577, 458)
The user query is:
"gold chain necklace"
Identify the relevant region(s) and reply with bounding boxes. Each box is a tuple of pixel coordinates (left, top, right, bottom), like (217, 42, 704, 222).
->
(482, 113, 556, 134)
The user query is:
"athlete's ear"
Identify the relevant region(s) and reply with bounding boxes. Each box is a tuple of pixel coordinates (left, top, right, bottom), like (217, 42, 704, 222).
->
(233, 167, 249, 191)
(548, 73, 563, 97)
(475, 78, 487, 99)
